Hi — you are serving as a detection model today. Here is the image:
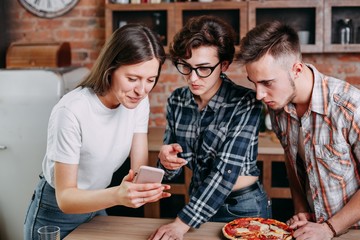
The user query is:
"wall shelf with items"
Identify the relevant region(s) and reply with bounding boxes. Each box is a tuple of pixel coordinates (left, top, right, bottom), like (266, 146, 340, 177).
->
(105, 0, 360, 55)
(105, 2, 176, 52)
(324, 0, 360, 53)
(248, 0, 323, 53)
(174, 2, 248, 46)
(105, 1, 247, 53)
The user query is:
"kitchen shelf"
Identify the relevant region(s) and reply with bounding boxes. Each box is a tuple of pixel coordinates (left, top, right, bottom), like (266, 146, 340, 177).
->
(105, 2, 247, 52)
(105, 2, 176, 52)
(175, 2, 248, 46)
(106, 0, 360, 53)
(248, 0, 323, 53)
(324, 0, 360, 53)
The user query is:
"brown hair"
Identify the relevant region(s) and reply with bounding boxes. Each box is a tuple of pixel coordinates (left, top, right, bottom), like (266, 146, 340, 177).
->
(78, 24, 166, 96)
(236, 21, 301, 65)
(169, 15, 235, 64)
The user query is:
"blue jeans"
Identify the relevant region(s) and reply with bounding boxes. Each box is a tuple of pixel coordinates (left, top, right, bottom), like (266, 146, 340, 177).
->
(24, 176, 107, 240)
(210, 181, 272, 223)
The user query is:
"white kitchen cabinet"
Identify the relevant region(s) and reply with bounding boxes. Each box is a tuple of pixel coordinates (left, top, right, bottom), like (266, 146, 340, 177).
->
(0, 67, 88, 240)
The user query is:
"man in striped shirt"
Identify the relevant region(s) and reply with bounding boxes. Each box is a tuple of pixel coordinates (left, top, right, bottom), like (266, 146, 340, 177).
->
(237, 20, 360, 239)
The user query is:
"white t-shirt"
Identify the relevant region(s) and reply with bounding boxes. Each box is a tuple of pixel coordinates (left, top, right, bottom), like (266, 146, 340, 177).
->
(42, 87, 149, 190)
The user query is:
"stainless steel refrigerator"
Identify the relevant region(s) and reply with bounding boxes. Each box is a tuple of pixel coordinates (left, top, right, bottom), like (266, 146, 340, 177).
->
(0, 67, 89, 240)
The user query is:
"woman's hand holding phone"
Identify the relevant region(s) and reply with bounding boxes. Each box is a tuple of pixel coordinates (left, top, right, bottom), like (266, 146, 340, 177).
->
(116, 168, 170, 208)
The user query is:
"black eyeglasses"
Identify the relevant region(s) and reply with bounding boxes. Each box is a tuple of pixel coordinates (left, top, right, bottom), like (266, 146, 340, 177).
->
(174, 61, 222, 78)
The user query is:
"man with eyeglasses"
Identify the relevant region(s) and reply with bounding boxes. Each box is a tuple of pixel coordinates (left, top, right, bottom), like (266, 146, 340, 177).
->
(149, 15, 269, 240)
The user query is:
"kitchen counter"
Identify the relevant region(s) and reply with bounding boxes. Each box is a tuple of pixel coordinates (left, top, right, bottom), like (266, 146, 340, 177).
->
(64, 216, 360, 240)
(145, 127, 289, 218)
(148, 127, 284, 155)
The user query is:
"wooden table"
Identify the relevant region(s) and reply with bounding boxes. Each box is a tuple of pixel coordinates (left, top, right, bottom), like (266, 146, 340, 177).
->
(64, 216, 360, 240)
(64, 216, 225, 240)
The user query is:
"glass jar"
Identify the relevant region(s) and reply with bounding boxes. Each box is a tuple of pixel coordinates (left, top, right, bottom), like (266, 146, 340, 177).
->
(338, 18, 354, 44)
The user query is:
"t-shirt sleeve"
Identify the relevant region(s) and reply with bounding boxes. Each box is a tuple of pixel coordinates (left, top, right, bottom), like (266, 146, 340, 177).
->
(46, 106, 82, 164)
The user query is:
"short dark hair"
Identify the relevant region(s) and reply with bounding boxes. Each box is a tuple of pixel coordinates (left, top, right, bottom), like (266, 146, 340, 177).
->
(78, 24, 166, 95)
(236, 21, 301, 65)
(169, 15, 235, 64)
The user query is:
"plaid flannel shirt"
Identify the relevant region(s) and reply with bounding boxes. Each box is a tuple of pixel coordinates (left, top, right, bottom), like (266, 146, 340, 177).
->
(159, 74, 262, 228)
(270, 64, 360, 227)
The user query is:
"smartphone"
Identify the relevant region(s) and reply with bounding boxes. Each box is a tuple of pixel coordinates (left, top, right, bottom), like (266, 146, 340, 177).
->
(133, 166, 165, 184)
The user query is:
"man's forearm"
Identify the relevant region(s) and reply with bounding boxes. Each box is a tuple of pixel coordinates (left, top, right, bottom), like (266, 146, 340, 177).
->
(327, 190, 360, 235)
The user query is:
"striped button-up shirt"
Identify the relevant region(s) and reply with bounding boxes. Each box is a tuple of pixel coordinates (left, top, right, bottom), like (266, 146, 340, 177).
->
(270, 64, 360, 227)
(159, 74, 262, 228)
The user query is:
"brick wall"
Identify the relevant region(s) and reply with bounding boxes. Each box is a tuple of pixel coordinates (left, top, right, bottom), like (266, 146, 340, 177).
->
(8, 1, 360, 127)
(8, 0, 105, 69)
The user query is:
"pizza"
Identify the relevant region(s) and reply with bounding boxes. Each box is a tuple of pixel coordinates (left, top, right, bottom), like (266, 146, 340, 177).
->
(222, 217, 293, 240)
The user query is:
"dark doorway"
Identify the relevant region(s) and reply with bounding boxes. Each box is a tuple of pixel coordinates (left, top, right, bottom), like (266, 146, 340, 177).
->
(0, 0, 10, 68)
